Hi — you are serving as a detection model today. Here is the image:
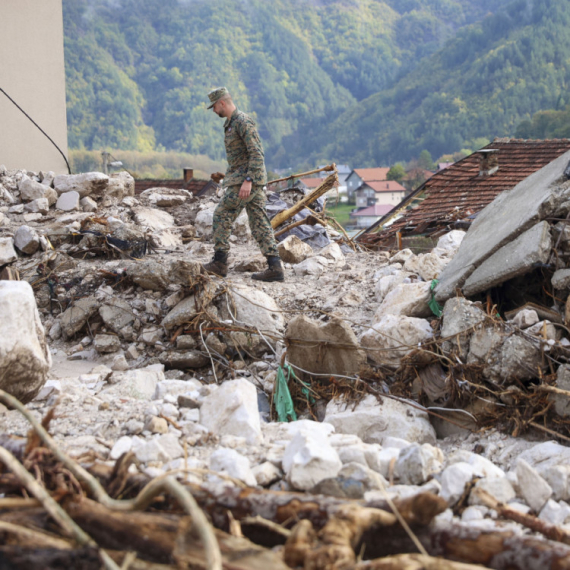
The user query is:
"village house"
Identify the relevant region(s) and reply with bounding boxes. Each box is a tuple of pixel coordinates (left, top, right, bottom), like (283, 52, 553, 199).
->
(358, 138, 570, 248)
(345, 167, 390, 202)
(354, 180, 406, 209)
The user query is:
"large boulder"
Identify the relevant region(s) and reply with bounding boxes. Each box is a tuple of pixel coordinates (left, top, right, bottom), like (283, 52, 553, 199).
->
(324, 394, 436, 445)
(282, 430, 342, 491)
(126, 258, 201, 291)
(278, 235, 313, 264)
(361, 315, 433, 369)
(0, 281, 51, 403)
(200, 379, 262, 444)
(54, 172, 109, 198)
(285, 315, 365, 380)
(374, 282, 431, 318)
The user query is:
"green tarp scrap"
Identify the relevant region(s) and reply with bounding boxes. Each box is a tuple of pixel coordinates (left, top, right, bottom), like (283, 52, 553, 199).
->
(429, 279, 443, 317)
(274, 364, 297, 422)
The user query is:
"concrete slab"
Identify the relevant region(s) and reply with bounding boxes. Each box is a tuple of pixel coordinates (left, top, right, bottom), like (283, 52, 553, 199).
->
(463, 221, 552, 296)
(435, 150, 570, 302)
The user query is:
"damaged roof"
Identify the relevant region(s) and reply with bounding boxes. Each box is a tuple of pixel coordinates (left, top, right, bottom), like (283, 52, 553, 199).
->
(360, 138, 570, 245)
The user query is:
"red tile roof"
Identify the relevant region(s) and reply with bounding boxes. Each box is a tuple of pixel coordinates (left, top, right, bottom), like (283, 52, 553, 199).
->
(353, 167, 390, 182)
(363, 139, 570, 243)
(351, 204, 394, 217)
(299, 177, 324, 188)
(365, 180, 406, 193)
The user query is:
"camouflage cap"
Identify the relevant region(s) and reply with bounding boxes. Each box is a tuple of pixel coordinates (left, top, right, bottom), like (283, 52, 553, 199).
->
(207, 87, 230, 109)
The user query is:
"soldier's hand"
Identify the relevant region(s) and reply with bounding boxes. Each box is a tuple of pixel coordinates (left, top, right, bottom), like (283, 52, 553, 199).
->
(239, 180, 252, 199)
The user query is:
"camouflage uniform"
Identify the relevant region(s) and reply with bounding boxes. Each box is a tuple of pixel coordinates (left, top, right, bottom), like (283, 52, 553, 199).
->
(212, 108, 279, 257)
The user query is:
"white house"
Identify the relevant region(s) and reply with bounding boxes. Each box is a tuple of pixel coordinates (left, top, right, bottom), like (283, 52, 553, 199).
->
(355, 180, 406, 209)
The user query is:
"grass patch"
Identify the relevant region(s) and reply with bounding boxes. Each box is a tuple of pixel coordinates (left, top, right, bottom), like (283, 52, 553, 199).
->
(325, 203, 355, 227)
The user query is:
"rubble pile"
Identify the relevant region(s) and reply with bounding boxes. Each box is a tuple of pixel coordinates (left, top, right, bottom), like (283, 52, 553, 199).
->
(4, 162, 570, 569)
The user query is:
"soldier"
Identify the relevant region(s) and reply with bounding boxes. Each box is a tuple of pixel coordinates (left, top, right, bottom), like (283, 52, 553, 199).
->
(202, 87, 284, 282)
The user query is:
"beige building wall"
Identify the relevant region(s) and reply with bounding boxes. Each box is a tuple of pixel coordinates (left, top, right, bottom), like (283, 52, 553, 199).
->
(0, 0, 69, 174)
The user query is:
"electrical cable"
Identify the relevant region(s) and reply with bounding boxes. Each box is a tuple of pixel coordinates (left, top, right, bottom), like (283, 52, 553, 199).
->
(0, 87, 71, 174)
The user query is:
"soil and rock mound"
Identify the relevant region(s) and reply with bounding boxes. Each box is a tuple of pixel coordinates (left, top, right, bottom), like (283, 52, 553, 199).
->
(2, 164, 570, 569)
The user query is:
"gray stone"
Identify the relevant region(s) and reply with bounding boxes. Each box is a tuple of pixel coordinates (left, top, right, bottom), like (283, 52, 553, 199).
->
(102, 367, 164, 401)
(278, 235, 313, 264)
(94, 334, 121, 353)
(512, 309, 540, 329)
(0, 238, 17, 265)
(374, 282, 432, 318)
(54, 172, 109, 197)
(19, 176, 49, 201)
(99, 299, 135, 333)
(13, 225, 40, 254)
(550, 364, 570, 417)
(60, 297, 100, 338)
(56, 191, 81, 211)
(463, 221, 552, 296)
(162, 295, 200, 330)
(126, 258, 201, 291)
(440, 297, 487, 359)
(436, 151, 570, 302)
(159, 350, 209, 369)
(552, 268, 570, 291)
(285, 315, 365, 381)
(0, 281, 51, 404)
(396, 444, 443, 485)
(252, 461, 282, 487)
(24, 198, 49, 214)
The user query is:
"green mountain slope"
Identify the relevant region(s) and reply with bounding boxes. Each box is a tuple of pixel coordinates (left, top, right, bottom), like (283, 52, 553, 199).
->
(63, 0, 513, 166)
(304, 0, 570, 166)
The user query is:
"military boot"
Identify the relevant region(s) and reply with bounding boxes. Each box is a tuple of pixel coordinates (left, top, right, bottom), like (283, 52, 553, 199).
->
(252, 255, 285, 282)
(202, 250, 228, 277)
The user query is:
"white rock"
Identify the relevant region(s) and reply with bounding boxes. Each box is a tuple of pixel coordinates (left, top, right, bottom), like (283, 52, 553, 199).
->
(200, 379, 262, 444)
(282, 431, 342, 491)
(543, 465, 570, 501)
(102, 367, 164, 401)
(539, 499, 570, 526)
(390, 249, 414, 264)
(319, 242, 345, 266)
(54, 172, 109, 197)
(227, 284, 285, 336)
(324, 394, 436, 444)
(56, 191, 81, 211)
(19, 175, 49, 201)
(0, 281, 51, 403)
(161, 402, 179, 419)
(511, 309, 540, 329)
(470, 477, 516, 506)
(0, 238, 17, 265)
(13, 225, 40, 254)
(285, 419, 335, 440)
(338, 462, 388, 492)
(365, 447, 401, 478)
(110, 436, 133, 460)
(195, 208, 215, 237)
(517, 458, 553, 512)
(277, 235, 313, 264)
(293, 256, 328, 277)
(396, 443, 443, 485)
(374, 282, 432, 318)
(447, 450, 506, 479)
(134, 439, 171, 464)
(404, 251, 449, 281)
(361, 315, 433, 369)
(383, 437, 412, 449)
(153, 379, 202, 400)
(34, 379, 61, 401)
(462, 506, 486, 522)
(157, 433, 184, 459)
(24, 198, 49, 214)
(210, 448, 256, 486)
(252, 461, 282, 486)
(81, 196, 98, 212)
(436, 230, 466, 253)
(134, 207, 175, 231)
(440, 462, 476, 506)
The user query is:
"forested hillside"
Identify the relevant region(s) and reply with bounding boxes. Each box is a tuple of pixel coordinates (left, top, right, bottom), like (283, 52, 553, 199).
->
(303, 0, 570, 166)
(64, 0, 550, 170)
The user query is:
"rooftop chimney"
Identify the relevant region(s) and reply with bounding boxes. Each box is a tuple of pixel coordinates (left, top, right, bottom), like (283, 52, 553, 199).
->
(478, 149, 499, 177)
(183, 168, 194, 183)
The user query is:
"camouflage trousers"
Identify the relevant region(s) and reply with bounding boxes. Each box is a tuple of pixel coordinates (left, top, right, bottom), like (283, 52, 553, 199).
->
(213, 184, 279, 257)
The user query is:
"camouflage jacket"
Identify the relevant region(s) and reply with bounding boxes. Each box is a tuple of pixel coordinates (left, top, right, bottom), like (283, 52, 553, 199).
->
(223, 109, 267, 187)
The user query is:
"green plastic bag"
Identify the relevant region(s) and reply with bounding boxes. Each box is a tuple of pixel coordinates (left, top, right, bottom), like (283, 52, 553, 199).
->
(274, 364, 298, 422)
(429, 279, 443, 317)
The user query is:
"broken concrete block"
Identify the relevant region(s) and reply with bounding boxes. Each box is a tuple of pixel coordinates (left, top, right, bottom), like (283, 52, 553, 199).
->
(374, 281, 432, 318)
(404, 251, 449, 281)
(13, 225, 40, 254)
(324, 394, 436, 445)
(361, 315, 433, 369)
(0, 281, 51, 404)
(436, 150, 570, 302)
(285, 315, 365, 381)
(517, 458, 553, 512)
(0, 238, 17, 265)
(56, 191, 81, 211)
(94, 334, 121, 353)
(277, 234, 313, 264)
(463, 221, 552, 296)
(282, 430, 342, 491)
(60, 296, 100, 338)
(54, 172, 109, 197)
(200, 379, 262, 444)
